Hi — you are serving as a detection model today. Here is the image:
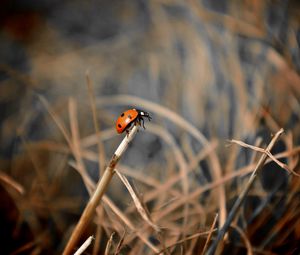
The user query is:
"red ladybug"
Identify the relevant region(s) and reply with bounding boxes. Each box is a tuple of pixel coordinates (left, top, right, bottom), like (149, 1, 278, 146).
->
(116, 108, 151, 134)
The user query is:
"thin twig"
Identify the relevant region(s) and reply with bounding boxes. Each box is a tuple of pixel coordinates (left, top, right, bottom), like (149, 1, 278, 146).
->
(74, 236, 94, 255)
(115, 170, 160, 232)
(114, 231, 126, 255)
(230, 139, 300, 176)
(157, 229, 217, 254)
(206, 128, 284, 255)
(62, 125, 139, 255)
(86, 72, 106, 175)
(102, 195, 160, 252)
(104, 232, 115, 255)
(0, 171, 25, 195)
(231, 225, 253, 255)
(201, 214, 218, 255)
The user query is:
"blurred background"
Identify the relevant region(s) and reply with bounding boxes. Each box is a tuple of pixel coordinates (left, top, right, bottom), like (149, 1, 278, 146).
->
(1, 1, 300, 254)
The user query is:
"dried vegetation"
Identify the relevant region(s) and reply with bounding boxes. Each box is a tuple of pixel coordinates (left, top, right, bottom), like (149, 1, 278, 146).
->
(1, 1, 300, 254)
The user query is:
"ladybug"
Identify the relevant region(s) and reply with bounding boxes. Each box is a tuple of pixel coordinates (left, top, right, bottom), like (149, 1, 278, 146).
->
(116, 108, 151, 134)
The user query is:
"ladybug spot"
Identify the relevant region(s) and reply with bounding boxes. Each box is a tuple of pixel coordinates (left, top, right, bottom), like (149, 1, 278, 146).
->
(128, 115, 132, 119)
(121, 113, 124, 117)
(118, 124, 122, 128)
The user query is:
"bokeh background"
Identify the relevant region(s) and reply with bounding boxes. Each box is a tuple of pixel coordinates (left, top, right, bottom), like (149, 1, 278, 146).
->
(1, 1, 300, 254)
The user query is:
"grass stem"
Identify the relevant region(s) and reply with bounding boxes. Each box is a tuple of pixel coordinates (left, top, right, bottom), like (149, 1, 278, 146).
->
(205, 128, 284, 255)
(63, 125, 139, 255)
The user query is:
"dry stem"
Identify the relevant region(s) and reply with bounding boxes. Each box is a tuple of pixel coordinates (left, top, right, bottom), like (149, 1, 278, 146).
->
(63, 125, 139, 255)
(74, 236, 94, 255)
(206, 128, 284, 255)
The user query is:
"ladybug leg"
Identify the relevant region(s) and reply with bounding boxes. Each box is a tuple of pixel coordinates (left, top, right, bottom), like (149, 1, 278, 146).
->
(141, 117, 146, 129)
(135, 119, 140, 127)
(134, 117, 140, 127)
(143, 113, 152, 122)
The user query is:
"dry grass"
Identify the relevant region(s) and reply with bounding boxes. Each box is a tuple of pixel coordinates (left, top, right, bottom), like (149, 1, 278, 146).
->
(2, 93, 300, 254)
